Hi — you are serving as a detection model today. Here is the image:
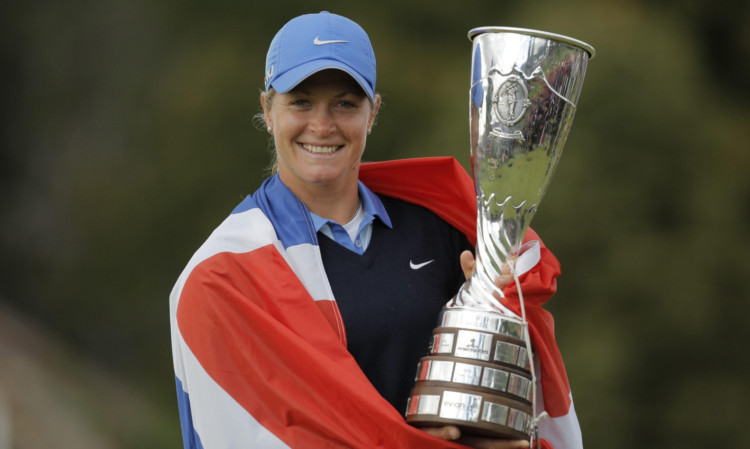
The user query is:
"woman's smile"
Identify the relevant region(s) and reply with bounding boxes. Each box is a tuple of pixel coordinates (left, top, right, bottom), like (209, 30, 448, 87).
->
(298, 142, 343, 155)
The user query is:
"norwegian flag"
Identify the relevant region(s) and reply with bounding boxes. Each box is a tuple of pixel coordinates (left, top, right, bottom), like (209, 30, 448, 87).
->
(170, 157, 582, 448)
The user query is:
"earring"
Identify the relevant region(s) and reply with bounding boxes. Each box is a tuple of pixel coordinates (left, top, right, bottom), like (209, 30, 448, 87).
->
(267, 126, 273, 134)
(367, 128, 372, 135)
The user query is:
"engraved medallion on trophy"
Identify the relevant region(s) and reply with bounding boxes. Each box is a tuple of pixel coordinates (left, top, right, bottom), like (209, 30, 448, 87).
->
(405, 27, 595, 440)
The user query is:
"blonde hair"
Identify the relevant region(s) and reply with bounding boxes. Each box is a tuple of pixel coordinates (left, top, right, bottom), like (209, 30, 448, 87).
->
(254, 89, 278, 175)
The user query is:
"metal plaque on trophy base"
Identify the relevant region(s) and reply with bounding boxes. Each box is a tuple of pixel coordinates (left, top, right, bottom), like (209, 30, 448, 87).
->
(405, 27, 594, 440)
(405, 308, 533, 439)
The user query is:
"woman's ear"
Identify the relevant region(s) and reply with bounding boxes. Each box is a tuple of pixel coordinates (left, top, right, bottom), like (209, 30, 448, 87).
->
(260, 92, 273, 133)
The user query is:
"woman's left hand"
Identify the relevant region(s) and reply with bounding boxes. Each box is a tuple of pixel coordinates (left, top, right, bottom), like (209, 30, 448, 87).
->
(460, 250, 514, 291)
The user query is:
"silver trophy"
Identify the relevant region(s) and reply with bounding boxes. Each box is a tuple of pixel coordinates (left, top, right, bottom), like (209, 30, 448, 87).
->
(405, 27, 594, 439)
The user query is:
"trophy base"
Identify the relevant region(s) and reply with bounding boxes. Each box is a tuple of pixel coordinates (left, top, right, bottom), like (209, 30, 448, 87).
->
(405, 307, 535, 440)
(406, 383, 532, 440)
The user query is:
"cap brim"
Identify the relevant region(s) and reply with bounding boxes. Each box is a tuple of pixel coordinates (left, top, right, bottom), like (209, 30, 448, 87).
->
(269, 59, 374, 100)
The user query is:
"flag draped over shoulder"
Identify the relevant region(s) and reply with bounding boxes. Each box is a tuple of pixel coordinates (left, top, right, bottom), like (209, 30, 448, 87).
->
(170, 157, 581, 449)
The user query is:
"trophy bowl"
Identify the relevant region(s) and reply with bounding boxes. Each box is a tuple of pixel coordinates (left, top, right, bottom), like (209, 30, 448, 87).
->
(405, 27, 594, 440)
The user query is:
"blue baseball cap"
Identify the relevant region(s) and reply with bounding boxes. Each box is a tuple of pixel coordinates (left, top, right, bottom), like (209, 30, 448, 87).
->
(264, 11, 376, 100)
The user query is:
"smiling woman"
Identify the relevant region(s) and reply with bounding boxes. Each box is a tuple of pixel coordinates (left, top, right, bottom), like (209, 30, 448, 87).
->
(169, 11, 567, 449)
(261, 70, 380, 224)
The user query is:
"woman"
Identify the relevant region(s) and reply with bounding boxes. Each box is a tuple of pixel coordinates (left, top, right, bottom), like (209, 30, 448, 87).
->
(170, 11, 579, 449)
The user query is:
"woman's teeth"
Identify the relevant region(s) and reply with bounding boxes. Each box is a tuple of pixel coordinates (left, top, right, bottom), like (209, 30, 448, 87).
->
(301, 143, 339, 154)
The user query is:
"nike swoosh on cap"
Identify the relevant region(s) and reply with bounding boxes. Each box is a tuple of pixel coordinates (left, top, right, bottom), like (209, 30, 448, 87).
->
(410, 259, 435, 270)
(314, 36, 349, 45)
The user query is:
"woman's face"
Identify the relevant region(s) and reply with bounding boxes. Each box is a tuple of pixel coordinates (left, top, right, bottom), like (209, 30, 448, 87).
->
(263, 69, 380, 194)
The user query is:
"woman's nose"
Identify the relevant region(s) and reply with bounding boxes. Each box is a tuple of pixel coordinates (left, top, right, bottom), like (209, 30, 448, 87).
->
(308, 107, 336, 135)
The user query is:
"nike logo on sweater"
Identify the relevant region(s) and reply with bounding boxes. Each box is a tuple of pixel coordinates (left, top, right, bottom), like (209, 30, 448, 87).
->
(409, 259, 435, 270)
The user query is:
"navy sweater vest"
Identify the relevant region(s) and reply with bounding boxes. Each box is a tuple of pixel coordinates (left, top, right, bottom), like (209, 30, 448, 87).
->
(318, 195, 472, 414)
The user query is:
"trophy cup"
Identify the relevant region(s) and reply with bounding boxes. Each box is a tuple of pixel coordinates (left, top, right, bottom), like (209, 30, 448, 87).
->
(405, 28, 594, 440)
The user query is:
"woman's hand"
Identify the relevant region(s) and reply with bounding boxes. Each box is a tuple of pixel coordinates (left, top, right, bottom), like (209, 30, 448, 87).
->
(460, 250, 514, 291)
(421, 425, 530, 448)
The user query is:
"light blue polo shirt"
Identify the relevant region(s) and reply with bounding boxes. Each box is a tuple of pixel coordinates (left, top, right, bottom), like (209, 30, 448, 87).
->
(309, 182, 393, 254)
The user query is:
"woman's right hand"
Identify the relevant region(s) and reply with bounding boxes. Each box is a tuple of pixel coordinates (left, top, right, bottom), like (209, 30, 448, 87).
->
(421, 425, 530, 448)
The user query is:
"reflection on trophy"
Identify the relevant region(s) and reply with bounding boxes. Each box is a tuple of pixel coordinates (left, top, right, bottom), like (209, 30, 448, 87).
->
(405, 28, 594, 440)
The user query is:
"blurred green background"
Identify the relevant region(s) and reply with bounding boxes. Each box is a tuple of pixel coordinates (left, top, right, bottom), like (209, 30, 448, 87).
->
(2, 0, 749, 448)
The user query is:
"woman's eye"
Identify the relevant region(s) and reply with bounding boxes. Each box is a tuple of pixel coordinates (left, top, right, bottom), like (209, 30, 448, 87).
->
(336, 100, 356, 108)
(291, 99, 310, 106)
